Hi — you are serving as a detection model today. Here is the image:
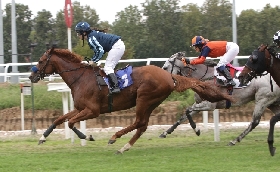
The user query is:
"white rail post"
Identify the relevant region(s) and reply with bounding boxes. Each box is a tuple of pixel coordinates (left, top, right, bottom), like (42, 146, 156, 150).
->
(62, 92, 70, 139)
(203, 111, 208, 131)
(213, 109, 220, 141)
(20, 84, 24, 130)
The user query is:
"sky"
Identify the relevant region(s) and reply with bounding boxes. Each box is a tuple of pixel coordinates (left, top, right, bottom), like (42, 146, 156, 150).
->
(0, 0, 279, 24)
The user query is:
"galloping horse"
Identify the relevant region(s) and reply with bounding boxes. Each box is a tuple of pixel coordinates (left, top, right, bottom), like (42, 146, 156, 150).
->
(29, 48, 234, 154)
(238, 45, 280, 156)
(160, 52, 280, 154)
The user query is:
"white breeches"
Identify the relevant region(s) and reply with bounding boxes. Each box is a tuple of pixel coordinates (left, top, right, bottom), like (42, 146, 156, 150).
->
(104, 39, 125, 75)
(217, 42, 239, 67)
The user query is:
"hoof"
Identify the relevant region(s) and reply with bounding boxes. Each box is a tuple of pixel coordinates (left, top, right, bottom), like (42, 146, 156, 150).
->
(196, 129, 200, 136)
(269, 147, 276, 156)
(268, 142, 276, 156)
(228, 141, 235, 146)
(108, 139, 116, 144)
(159, 133, 166, 138)
(38, 140, 46, 145)
(115, 151, 123, 155)
(89, 135, 95, 141)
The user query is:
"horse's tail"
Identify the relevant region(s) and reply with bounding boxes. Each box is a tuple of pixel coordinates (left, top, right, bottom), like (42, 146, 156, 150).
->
(172, 74, 235, 103)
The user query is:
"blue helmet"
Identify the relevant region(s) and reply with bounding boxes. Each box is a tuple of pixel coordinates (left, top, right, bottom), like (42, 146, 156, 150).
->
(75, 22, 91, 34)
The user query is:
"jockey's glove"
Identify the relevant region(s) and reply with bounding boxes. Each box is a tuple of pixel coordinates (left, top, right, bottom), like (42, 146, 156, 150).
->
(89, 61, 98, 67)
(84, 56, 91, 63)
(181, 57, 190, 66)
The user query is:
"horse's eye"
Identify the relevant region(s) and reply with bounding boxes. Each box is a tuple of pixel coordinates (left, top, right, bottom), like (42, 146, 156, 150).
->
(39, 61, 43, 64)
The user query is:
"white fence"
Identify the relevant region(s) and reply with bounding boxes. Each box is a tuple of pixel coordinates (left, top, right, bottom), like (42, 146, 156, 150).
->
(0, 56, 250, 83)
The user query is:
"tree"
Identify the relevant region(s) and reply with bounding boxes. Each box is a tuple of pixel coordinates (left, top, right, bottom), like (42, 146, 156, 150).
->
(200, 0, 232, 40)
(32, 10, 55, 60)
(112, 5, 144, 59)
(3, 3, 32, 65)
(181, 3, 204, 56)
(142, 0, 185, 59)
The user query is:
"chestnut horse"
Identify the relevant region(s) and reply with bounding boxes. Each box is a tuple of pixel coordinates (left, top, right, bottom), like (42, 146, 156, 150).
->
(29, 48, 234, 154)
(237, 45, 280, 156)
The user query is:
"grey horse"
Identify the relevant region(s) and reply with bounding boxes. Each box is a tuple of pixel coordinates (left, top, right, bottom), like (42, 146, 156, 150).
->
(160, 52, 280, 150)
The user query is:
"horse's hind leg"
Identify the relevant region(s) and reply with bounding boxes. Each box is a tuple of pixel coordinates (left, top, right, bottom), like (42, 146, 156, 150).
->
(228, 118, 260, 146)
(116, 125, 148, 154)
(267, 114, 280, 156)
(38, 109, 79, 145)
(229, 99, 275, 146)
(109, 101, 159, 154)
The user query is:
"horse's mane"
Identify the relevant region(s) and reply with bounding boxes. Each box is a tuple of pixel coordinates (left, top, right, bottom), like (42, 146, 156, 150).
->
(203, 59, 217, 67)
(52, 49, 83, 63)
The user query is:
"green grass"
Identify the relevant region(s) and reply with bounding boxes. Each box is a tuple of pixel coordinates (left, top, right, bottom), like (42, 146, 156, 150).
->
(0, 128, 279, 172)
(0, 82, 195, 111)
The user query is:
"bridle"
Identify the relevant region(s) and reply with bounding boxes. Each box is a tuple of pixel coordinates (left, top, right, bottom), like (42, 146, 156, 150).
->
(242, 45, 277, 92)
(244, 45, 276, 79)
(169, 57, 211, 81)
(34, 51, 55, 80)
(33, 50, 90, 87)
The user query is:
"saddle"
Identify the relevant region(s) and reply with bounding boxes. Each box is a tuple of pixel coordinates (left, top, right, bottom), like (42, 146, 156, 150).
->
(93, 65, 133, 89)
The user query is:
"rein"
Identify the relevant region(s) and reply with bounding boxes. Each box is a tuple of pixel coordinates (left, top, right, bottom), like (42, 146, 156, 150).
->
(245, 45, 276, 92)
(38, 52, 91, 87)
(170, 57, 213, 81)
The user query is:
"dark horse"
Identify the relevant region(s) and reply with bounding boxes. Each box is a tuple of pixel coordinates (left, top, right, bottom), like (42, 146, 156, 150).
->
(238, 44, 280, 86)
(28, 48, 234, 154)
(160, 52, 280, 155)
(238, 44, 280, 156)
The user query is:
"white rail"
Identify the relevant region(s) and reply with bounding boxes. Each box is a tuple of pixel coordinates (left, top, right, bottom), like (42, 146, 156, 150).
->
(0, 56, 250, 83)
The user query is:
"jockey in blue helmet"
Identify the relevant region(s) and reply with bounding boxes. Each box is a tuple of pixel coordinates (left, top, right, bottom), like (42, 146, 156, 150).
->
(75, 21, 126, 94)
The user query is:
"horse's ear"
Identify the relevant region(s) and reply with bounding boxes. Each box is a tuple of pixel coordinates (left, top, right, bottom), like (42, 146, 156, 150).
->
(267, 46, 277, 57)
(258, 44, 268, 51)
(177, 51, 186, 59)
(49, 47, 55, 54)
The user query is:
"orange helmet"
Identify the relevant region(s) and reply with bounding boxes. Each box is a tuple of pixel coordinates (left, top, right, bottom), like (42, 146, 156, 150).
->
(191, 36, 206, 46)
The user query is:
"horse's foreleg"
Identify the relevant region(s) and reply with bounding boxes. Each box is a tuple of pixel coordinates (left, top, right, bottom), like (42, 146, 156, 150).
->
(228, 119, 260, 146)
(186, 110, 200, 136)
(159, 108, 200, 138)
(267, 114, 280, 156)
(38, 109, 79, 145)
(68, 108, 98, 141)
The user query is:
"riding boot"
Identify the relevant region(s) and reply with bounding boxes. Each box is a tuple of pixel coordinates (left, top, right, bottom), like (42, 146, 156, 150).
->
(217, 66, 236, 86)
(107, 73, 120, 94)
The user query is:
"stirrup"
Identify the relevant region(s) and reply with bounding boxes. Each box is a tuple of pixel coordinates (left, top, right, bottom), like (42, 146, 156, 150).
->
(110, 87, 120, 94)
(227, 80, 236, 86)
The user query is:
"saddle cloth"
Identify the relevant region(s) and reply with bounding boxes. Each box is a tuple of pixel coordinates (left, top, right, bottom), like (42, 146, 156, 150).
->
(103, 65, 133, 89)
(214, 64, 250, 89)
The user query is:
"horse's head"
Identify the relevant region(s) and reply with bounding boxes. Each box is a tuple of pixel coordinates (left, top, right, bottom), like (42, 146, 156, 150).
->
(163, 52, 216, 80)
(29, 48, 56, 83)
(238, 44, 277, 85)
(162, 52, 186, 75)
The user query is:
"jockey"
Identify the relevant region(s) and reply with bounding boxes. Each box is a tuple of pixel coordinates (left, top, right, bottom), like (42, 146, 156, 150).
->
(75, 21, 125, 94)
(182, 36, 239, 86)
(273, 30, 280, 59)
(273, 30, 280, 47)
